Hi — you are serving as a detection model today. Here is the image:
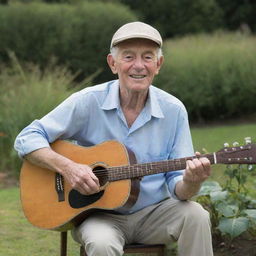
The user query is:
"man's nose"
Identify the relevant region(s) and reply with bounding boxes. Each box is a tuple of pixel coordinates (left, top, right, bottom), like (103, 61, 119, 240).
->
(133, 57, 144, 70)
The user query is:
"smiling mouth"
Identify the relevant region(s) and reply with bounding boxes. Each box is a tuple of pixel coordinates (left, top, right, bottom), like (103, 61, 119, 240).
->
(129, 75, 146, 79)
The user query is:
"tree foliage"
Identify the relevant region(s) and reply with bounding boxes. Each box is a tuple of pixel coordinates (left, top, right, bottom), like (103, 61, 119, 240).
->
(216, 0, 256, 32)
(120, 0, 224, 37)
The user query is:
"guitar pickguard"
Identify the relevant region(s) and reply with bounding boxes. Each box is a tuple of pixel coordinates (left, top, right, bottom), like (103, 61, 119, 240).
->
(68, 189, 105, 209)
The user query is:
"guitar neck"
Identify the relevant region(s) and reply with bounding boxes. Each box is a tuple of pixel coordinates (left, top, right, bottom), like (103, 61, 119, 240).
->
(107, 153, 215, 181)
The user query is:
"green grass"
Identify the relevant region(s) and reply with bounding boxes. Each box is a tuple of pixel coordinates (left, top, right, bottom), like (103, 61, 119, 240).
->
(0, 187, 80, 256)
(191, 122, 256, 152)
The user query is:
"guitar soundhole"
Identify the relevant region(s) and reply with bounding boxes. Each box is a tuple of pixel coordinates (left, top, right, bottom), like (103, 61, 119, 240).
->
(93, 166, 108, 187)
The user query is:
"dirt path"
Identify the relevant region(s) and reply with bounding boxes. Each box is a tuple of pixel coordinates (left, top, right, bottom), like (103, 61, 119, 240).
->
(0, 172, 18, 189)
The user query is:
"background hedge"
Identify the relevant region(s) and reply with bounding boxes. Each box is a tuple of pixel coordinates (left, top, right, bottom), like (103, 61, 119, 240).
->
(155, 32, 256, 122)
(0, 1, 136, 82)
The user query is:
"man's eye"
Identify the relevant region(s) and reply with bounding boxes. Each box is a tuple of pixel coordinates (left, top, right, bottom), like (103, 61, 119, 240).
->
(145, 55, 153, 61)
(124, 55, 133, 60)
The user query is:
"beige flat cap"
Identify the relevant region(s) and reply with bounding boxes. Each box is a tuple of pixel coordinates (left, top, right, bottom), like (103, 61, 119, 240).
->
(110, 21, 163, 49)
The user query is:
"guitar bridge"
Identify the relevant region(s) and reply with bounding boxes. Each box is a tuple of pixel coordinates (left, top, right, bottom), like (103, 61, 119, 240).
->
(55, 173, 65, 202)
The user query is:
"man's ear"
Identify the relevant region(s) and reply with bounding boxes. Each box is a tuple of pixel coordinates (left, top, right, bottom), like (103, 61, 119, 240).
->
(107, 54, 118, 74)
(155, 55, 164, 75)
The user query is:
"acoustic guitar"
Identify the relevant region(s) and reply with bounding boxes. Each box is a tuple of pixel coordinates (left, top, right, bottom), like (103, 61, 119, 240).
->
(20, 140, 256, 231)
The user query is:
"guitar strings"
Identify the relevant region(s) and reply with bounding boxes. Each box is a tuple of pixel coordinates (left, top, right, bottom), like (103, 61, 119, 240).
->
(88, 154, 214, 179)
(91, 159, 190, 179)
(91, 155, 203, 178)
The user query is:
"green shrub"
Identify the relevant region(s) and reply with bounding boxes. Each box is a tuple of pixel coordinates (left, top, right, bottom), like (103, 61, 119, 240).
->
(155, 32, 256, 122)
(0, 3, 70, 64)
(0, 1, 136, 82)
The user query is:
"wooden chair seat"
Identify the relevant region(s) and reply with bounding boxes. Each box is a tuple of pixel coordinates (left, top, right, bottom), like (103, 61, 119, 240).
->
(80, 243, 165, 255)
(60, 231, 165, 256)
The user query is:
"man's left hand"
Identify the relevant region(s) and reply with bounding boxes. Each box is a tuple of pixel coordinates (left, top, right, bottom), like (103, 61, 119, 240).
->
(175, 152, 211, 200)
(184, 152, 211, 184)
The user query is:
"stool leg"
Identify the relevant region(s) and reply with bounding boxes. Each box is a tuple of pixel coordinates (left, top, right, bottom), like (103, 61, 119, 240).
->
(60, 232, 67, 256)
(80, 246, 86, 256)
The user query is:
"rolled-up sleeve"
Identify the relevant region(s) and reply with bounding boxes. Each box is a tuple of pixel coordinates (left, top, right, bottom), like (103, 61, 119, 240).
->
(14, 120, 51, 158)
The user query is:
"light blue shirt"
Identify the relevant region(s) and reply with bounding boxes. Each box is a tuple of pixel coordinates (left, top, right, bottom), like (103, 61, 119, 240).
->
(14, 80, 194, 214)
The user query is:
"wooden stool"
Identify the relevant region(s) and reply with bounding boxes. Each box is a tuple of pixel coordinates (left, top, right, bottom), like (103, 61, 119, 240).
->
(80, 243, 165, 256)
(60, 232, 165, 256)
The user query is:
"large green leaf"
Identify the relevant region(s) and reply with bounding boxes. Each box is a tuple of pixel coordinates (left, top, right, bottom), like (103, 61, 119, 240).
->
(210, 190, 228, 202)
(249, 199, 256, 208)
(215, 202, 239, 217)
(197, 181, 222, 196)
(243, 209, 256, 225)
(243, 209, 256, 219)
(218, 217, 249, 238)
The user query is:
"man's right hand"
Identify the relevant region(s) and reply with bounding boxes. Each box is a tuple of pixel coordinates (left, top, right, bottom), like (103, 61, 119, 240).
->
(62, 162, 100, 195)
(25, 147, 100, 196)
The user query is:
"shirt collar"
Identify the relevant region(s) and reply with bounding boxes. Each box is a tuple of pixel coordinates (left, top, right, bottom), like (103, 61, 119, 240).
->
(148, 86, 164, 119)
(101, 80, 120, 110)
(101, 80, 164, 119)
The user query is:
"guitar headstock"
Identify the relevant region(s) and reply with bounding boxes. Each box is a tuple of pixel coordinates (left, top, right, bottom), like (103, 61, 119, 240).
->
(216, 143, 256, 165)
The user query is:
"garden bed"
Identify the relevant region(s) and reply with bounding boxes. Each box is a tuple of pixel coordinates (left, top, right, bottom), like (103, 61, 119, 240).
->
(214, 237, 256, 256)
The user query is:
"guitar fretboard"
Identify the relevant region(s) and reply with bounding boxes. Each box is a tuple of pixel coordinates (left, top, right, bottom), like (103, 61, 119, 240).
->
(107, 153, 215, 181)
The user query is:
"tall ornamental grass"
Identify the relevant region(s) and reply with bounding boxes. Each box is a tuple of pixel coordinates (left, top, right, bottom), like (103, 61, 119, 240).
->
(0, 54, 90, 175)
(156, 32, 256, 122)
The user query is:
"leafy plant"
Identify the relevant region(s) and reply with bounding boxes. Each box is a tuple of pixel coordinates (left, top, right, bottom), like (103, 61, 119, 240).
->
(196, 138, 256, 245)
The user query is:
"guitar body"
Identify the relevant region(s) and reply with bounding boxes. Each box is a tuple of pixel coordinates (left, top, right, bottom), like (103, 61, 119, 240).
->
(20, 140, 138, 231)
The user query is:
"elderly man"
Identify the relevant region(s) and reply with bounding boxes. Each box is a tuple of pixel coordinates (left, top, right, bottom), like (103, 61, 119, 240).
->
(14, 22, 213, 256)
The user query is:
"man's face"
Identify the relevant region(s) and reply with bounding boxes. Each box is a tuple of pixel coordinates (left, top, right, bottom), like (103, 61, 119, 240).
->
(107, 38, 164, 93)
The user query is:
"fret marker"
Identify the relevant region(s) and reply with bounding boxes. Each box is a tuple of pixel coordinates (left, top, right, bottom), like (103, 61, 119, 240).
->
(213, 152, 217, 164)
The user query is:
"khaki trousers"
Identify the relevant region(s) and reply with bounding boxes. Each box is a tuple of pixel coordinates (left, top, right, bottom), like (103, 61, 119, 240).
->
(72, 198, 213, 256)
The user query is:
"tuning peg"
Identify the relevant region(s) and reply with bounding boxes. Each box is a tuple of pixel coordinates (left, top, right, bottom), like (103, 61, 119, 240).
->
(202, 148, 208, 154)
(224, 142, 229, 147)
(248, 165, 253, 171)
(245, 137, 252, 144)
(226, 164, 232, 169)
(233, 142, 239, 147)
